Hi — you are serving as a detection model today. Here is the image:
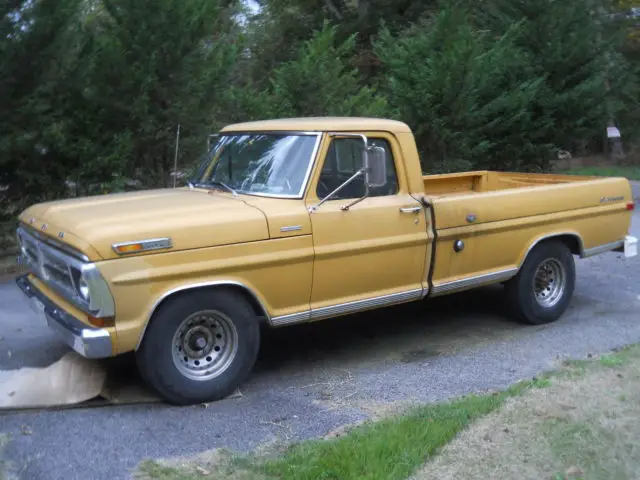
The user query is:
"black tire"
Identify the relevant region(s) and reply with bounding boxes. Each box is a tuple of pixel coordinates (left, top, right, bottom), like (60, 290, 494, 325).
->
(504, 240, 576, 325)
(136, 288, 261, 405)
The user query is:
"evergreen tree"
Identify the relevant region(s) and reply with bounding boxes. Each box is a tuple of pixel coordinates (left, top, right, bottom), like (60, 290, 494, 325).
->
(63, 0, 241, 189)
(224, 23, 388, 121)
(267, 23, 389, 118)
(473, 0, 612, 155)
(375, 6, 551, 173)
(243, 0, 440, 87)
(0, 0, 84, 213)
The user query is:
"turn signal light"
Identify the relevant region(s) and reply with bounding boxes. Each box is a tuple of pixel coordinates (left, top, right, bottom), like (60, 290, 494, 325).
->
(627, 202, 635, 211)
(114, 243, 144, 254)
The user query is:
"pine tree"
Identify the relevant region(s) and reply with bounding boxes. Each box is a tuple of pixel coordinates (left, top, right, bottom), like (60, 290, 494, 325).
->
(473, 0, 612, 155)
(267, 23, 388, 118)
(0, 0, 84, 212)
(374, 5, 551, 173)
(63, 0, 240, 189)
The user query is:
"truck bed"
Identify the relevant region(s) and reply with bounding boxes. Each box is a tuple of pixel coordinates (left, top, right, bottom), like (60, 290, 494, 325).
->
(423, 170, 599, 197)
(424, 169, 634, 295)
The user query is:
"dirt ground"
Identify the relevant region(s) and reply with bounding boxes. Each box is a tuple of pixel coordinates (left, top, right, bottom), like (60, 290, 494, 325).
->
(412, 349, 640, 480)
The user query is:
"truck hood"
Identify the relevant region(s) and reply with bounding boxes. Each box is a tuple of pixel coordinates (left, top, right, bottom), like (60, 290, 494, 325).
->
(19, 188, 269, 261)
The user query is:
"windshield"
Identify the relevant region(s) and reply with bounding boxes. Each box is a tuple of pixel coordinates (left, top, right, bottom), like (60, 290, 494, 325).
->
(191, 133, 320, 198)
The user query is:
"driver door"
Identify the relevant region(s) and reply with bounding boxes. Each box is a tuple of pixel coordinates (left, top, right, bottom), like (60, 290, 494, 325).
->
(306, 133, 430, 319)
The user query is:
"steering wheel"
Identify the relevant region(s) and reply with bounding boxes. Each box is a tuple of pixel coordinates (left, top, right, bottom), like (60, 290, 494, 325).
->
(317, 178, 330, 199)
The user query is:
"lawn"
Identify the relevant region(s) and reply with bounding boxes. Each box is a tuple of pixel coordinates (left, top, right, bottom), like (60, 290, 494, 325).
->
(136, 379, 541, 480)
(561, 165, 640, 181)
(135, 344, 640, 480)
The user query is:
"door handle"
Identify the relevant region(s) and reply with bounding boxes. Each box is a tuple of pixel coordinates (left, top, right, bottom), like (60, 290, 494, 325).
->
(400, 206, 421, 214)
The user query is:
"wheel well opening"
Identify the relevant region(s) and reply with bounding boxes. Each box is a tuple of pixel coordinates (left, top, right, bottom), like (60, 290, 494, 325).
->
(144, 284, 270, 342)
(550, 234, 582, 256)
(518, 234, 583, 272)
(187, 285, 267, 319)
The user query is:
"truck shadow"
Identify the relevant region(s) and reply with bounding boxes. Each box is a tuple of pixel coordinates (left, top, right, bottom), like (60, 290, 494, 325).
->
(252, 284, 528, 376)
(100, 285, 531, 402)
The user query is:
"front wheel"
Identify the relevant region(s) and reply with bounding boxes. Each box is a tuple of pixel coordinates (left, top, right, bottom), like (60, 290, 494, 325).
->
(136, 289, 261, 405)
(504, 240, 576, 325)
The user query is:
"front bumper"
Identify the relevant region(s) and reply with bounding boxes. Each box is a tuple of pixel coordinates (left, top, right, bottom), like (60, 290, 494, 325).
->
(16, 274, 113, 359)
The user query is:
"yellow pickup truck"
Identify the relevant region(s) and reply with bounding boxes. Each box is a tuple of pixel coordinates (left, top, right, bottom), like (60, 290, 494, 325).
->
(15, 117, 638, 405)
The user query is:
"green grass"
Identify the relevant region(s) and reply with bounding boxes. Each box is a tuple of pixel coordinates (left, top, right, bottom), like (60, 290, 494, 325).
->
(137, 345, 640, 480)
(561, 165, 640, 181)
(555, 345, 639, 377)
(599, 353, 625, 368)
(138, 380, 545, 480)
(255, 389, 530, 480)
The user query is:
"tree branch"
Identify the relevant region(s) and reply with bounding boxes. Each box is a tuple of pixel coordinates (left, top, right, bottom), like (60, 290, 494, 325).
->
(323, 0, 343, 20)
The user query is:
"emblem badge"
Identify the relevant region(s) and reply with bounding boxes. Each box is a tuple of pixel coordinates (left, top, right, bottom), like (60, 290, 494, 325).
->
(41, 224, 47, 231)
(600, 196, 624, 203)
(58, 232, 64, 239)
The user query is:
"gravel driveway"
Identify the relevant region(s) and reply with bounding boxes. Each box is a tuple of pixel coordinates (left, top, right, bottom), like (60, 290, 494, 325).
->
(1, 207, 639, 480)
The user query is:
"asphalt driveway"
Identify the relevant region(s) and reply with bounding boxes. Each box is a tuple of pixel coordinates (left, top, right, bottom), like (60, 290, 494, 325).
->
(1, 206, 639, 480)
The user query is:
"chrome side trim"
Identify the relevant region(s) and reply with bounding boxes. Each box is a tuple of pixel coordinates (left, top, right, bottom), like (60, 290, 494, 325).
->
(582, 239, 625, 258)
(136, 281, 271, 350)
(311, 288, 423, 322)
(280, 225, 303, 232)
(269, 288, 425, 327)
(428, 235, 624, 298)
(430, 268, 518, 297)
(270, 311, 311, 327)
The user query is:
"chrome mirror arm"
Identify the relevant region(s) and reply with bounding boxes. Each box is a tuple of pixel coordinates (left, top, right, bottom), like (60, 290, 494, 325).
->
(308, 169, 365, 213)
(340, 181, 369, 211)
(308, 132, 370, 214)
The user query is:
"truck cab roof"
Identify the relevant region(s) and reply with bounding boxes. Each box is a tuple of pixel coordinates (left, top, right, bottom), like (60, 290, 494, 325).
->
(220, 117, 413, 134)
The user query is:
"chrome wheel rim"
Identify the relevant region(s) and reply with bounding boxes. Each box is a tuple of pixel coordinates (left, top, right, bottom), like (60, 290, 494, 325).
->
(533, 258, 566, 308)
(171, 310, 238, 381)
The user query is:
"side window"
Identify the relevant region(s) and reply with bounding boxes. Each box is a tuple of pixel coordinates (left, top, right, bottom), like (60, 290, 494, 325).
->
(316, 138, 399, 200)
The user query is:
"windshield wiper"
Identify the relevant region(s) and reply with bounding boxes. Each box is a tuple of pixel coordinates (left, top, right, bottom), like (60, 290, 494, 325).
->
(207, 181, 238, 197)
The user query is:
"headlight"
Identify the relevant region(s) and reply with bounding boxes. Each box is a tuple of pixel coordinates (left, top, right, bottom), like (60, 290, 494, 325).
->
(71, 264, 115, 318)
(81, 264, 115, 318)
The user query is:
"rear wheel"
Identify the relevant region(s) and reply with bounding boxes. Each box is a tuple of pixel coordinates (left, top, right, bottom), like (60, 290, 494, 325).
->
(136, 289, 261, 405)
(504, 240, 576, 325)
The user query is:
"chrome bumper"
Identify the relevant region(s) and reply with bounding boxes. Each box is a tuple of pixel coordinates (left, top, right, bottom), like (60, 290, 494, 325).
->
(15, 274, 113, 359)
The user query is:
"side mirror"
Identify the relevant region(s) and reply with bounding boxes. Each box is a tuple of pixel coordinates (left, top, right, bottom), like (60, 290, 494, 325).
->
(364, 145, 387, 188)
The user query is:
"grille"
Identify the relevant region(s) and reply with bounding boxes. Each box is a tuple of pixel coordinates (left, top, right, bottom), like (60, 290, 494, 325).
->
(17, 227, 86, 307)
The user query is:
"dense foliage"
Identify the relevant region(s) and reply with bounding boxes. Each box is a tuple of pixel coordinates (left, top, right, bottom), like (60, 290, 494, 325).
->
(1, 0, 639, 212)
